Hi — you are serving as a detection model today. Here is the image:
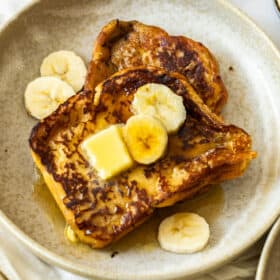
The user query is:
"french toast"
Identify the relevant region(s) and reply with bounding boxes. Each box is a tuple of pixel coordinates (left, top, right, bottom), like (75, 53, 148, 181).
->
(85, 20, 227, 114)
(30, 67, 255, 248)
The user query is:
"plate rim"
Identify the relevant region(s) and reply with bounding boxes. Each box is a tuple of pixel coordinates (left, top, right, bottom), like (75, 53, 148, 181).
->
(255, 217, 280, 280)
(0, 0, 280, 279)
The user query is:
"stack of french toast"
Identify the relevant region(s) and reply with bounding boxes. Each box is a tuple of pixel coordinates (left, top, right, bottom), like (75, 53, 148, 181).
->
(28, 20, 256, 248)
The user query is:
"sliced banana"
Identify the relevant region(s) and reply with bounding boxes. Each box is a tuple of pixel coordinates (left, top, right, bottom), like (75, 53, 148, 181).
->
(24, 76, 75, 119)
(40, 50, 87, 92)
(123, 115, 168, 164)
(132, 83, 186, 133)
(158, 212, 210, 254)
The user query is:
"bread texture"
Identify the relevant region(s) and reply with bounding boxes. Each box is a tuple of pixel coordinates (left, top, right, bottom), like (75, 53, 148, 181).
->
(30, 67, 255, 248)
(85, 20, 228, 113)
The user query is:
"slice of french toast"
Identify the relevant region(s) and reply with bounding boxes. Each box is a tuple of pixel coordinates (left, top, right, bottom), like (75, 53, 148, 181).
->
(30, 66, 255, 248)
(84, 20, 227, 114)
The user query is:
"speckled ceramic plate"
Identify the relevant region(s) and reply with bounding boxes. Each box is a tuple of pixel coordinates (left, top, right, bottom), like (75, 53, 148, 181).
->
(256, 217, 280, 280)
(0, 0, 280, 279)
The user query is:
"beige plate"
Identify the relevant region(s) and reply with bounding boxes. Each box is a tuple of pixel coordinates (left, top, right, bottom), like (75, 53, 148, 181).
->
(256, 217, 280, 280)
(1, 0, 280, 279)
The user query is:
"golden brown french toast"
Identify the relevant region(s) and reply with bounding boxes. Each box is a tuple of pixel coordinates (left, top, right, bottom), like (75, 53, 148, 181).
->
(30, 67, 255, 248)
(85, 20, 227, 113)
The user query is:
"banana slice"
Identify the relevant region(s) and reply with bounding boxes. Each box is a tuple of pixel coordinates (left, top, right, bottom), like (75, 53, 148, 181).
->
(158, 212, 210, 254)
(132, 83, 186, 133)
(123, 115, 168, 164)
(24, 76, 75, 119)
(40, 50, 87, 92)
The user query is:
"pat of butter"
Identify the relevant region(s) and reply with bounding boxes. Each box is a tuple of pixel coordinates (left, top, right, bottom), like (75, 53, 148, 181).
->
(64, 224, 79, 243)
(80, 125, 134, 180)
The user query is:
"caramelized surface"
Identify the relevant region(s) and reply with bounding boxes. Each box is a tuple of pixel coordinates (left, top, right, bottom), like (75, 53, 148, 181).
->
(85, 20, 227, 113)
(30, 67, 255, 248)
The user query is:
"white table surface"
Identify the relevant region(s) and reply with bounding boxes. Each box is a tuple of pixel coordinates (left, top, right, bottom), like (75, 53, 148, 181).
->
(0, 1, 279, 280)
